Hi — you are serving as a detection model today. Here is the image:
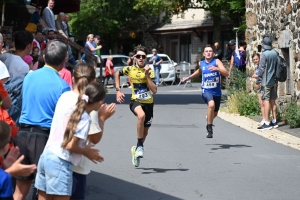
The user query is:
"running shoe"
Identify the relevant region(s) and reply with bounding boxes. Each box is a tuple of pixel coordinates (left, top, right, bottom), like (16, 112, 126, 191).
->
(270, 122, 279, 128)
(135, 146, 144, 158)
(131, 146, 140, 167)
(257, 123, 272, 130)
(206, 124, 213, 138)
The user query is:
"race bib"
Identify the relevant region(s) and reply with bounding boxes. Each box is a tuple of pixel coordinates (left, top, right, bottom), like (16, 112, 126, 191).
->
(203, 81, 217, 89)
(135, 88, 151, 100)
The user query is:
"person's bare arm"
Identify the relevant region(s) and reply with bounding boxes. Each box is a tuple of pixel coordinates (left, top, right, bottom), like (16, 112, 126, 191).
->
(182, 68, 201, 82)
(145, 65, 157, 94)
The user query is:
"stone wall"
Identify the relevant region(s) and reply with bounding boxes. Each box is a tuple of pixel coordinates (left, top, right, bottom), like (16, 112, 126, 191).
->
(246, 0, 300, 103)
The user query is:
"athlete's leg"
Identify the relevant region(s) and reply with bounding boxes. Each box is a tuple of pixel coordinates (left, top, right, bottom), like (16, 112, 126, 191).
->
(134, 105, 145, 141)
(207, 100, 215, 124)
(143, 127, 150, 143)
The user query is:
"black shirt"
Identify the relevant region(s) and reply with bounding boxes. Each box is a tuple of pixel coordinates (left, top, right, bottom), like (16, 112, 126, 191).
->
(214, 48, 223, 60)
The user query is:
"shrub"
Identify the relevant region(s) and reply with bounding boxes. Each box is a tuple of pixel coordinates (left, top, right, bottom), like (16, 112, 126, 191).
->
(224, 90, 261, 116)
(225, 68, 247, 96)
(285, 102, 300, 128)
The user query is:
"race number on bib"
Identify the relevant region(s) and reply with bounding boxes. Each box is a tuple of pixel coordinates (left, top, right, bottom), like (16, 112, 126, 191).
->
(204, 82, 217, 89)
(135, 89, 151, 100)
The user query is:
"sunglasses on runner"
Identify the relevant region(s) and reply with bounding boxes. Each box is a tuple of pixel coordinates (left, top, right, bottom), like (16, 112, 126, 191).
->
(135, 54, 146, 59)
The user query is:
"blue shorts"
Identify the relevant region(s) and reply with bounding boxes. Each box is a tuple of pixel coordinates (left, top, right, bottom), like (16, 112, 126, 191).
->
(71, 172, 87, 200)
(201, 92, 221, 112)
(35, 149, 73, 196)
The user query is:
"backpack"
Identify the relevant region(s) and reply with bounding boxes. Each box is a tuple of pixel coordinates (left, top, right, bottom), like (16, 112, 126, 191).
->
(275, 52, 287, 82)
(233, 50, 246, 69)
(4, 74, 26, 124)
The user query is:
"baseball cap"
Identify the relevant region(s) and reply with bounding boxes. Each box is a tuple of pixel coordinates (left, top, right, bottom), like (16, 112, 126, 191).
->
(263, 37, 272, 50)
(95, 35, 101, 40)
(152, 48, 157, 52)
(228, 39, 236, 46)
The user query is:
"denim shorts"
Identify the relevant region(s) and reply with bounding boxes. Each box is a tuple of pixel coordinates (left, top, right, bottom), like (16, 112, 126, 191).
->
(35, 149, 73, 196)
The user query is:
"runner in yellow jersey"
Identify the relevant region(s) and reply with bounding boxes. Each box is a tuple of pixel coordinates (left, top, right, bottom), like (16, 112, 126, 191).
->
(115, 45, 157, 167)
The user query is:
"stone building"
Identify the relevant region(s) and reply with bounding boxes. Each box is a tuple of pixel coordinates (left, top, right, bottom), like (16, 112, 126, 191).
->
(246, 0, 300, 104)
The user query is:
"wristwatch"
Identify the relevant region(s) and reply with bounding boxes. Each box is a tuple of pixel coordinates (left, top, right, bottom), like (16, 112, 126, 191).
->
(116, 88, 120, 92)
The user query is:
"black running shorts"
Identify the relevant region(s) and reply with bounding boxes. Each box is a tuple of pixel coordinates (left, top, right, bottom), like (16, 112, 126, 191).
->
(129, 100, 153, 127)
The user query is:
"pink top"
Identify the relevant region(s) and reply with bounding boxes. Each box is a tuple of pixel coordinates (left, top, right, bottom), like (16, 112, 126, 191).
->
(105, 59, 114, 76)
(23, 55, 33, 65)
(59, 68, 72, 87)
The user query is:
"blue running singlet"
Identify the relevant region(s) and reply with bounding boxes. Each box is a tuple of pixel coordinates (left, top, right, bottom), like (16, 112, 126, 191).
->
(200, 58, 222, 96)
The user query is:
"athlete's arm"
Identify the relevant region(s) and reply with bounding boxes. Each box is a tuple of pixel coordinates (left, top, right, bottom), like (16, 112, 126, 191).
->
(145, 65, 157, 94)
(182, 68, 201, 82)
(115, 71, 125, 103)
(211, 59, 229, 77)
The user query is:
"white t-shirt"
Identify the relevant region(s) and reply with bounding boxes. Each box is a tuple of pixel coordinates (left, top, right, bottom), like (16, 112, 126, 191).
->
(0, 60, 9, 81)
(0, 53, 29, 78)
(49, 91, 101, 172)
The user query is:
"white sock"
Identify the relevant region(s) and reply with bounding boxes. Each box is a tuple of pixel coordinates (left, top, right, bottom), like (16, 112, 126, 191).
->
(265, 121, 270, 125)
(272, 119, 276, 123)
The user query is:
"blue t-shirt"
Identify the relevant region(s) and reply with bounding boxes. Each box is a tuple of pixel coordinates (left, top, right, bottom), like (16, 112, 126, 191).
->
(200, 58, 222, 96)
(151, 55, 162, 68)
(30, 11, 41, 24)
(19, 66, 70, 129)
(84, 42, 96, 55)
(0, 168, 13, 199)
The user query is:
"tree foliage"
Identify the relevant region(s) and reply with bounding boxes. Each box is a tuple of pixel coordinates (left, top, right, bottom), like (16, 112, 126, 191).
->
(70, 0, 246, 45)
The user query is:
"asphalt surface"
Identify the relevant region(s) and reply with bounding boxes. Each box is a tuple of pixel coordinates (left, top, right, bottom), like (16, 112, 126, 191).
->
(85, 84, 300, 200)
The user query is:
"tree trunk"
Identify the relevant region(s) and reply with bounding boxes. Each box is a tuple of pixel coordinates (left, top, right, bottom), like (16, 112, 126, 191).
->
(212, 14, 221, 44)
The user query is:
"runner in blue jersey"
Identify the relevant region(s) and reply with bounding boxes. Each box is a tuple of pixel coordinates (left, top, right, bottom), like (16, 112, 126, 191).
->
(183, 44, 229, 138)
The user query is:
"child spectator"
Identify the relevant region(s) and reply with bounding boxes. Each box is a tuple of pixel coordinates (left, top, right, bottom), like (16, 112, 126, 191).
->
(252, 53, 265, 127)
(35, 82, 105, 199)
(0, 120, 14, 200)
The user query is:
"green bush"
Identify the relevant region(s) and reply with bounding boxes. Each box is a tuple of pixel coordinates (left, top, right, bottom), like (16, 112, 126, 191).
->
(285, 102, 300, 128)
(225, 68, 247, 96)
(224, 90, 261, 116)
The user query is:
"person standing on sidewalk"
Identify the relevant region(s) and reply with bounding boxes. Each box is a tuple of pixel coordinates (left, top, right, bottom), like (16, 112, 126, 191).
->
(115, 45, 157, 167)
(182, 44, 229, 138)
(149, 49, 162, 86)
(256, 37, 278, 130)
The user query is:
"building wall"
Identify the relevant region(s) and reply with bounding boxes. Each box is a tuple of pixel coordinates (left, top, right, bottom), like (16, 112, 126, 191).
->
(246, 0, 300, 102)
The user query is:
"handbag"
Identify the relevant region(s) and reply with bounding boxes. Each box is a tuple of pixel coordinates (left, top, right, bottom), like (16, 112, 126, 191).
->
(25, 22, 37, 33)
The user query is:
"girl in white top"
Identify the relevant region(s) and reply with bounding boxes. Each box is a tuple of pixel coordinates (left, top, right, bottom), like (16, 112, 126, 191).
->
(35, 81, 106, 199)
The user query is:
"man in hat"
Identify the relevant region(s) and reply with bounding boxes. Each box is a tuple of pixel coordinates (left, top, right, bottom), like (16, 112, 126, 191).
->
(149, 48, 162, 86)
(256, 36, 278, 130)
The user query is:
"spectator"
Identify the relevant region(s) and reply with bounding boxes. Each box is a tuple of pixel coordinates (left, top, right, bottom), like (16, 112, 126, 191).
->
(23, 55, 33, 70)
(42, 0, 56, 30)
(0, 30, 33, 78)
(32, 30, 46, 55)
(55, 12, 68, 39)
(84, 34, 101, 56)
(13, 40, 70, 200)
(214, 42, 223, 60)
(65, 14, 73, 38)
(256, 37, 278, 130)
(30, 46, 39, 65)
(94, 35, 102, 64)
(224, 44, 233, 61)
(3, 34, 13, 53)
(228, 39, 246, 76)
(25, 4, 48, 33)
(149, 48, 163, 86)
(104, 56, 115, 87)
(46, 29, 56, 43)
(0, 33, 10, 83)
(251, 53, 266, 127)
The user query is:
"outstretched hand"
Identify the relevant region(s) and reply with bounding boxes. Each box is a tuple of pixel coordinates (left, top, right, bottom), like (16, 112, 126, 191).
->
(182, 77, 189, 82)
(98, 103, 116, 121)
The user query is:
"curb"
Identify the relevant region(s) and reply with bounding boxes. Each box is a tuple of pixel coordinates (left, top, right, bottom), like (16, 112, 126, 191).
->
(218, 111, 300, 151)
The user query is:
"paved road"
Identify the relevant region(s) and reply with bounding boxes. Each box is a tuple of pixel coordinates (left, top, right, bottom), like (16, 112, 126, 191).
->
(85, 84, 300, 200)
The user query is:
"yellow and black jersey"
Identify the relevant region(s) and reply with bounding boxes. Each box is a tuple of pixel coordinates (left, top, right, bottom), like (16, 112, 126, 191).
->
(120, 65, 155, 104)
